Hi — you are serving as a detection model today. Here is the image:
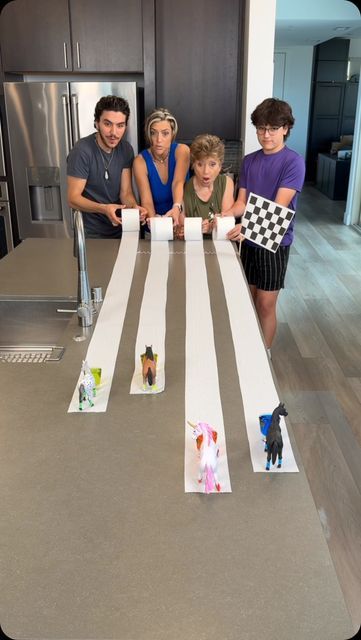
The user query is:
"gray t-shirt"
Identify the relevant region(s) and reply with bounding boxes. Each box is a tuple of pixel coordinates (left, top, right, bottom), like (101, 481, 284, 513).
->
(67, 133, 134, 238)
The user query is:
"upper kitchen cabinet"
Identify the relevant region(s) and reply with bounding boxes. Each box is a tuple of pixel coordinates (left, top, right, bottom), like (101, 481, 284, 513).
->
(155, 0, 243, 141)
(0, 0, 143, 73)
(0, 0, 71, 73)
(69, 0, 143, 72)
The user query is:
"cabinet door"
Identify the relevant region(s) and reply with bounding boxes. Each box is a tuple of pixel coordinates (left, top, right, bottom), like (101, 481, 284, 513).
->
(155, 0, 243, 141)
(0, 0, 71, 72)
(70, 0, 143, 72)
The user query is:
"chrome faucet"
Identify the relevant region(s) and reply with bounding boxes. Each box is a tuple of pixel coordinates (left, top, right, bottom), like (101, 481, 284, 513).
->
(73, 210, 93, 327)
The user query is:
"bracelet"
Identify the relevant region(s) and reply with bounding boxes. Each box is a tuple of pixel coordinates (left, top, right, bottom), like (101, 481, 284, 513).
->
(173, 202, 183, 213)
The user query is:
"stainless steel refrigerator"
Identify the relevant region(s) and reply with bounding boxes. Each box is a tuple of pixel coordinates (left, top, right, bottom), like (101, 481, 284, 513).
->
(4, 81, 138, 239)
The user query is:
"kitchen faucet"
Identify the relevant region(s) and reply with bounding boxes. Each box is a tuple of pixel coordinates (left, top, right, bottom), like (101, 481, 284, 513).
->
(73, 210, 93, 327)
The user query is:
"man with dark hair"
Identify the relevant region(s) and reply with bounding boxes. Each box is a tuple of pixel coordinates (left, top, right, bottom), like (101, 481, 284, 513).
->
(67, 95, 145, 238)
(223, 98, 305, 356)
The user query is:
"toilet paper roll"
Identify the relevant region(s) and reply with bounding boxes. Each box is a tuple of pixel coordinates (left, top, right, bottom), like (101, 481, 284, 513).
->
(122, 208, 140, 232)
(150, 217, 174, 241)
(212, 216, 235, 240)
(184, 217, 202, 241)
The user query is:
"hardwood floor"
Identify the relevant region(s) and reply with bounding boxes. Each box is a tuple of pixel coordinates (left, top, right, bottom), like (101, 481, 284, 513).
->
(272, 184, 361, 633)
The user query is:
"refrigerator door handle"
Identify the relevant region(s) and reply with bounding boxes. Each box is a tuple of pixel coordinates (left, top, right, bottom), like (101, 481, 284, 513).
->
(62, 94, 72, 154)
(71, 94, 80, 145)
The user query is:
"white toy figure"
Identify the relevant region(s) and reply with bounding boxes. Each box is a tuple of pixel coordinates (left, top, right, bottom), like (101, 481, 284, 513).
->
(78, 360, 96, 411)
(188, 421, 221, 493)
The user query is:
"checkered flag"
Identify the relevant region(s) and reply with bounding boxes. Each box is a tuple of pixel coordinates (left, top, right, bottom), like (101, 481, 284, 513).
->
(242, 192, 295, 253)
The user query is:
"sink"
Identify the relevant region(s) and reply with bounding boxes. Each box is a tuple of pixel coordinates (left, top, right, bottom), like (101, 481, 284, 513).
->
(0, 295, 77, 362)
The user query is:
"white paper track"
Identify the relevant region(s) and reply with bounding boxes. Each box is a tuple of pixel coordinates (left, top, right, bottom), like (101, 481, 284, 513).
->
(184, 240, 232, 493)
(129, 240, 169, 394)
(68, 230, 139, 413)
(214, 240, 299, 473)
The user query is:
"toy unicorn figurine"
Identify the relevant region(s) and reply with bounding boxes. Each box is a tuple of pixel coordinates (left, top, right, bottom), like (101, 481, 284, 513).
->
(188, 421, 221, 493)
(78, 359, 96, 411)
(265, 402, 288, 470)
(140, 345, 157, 390)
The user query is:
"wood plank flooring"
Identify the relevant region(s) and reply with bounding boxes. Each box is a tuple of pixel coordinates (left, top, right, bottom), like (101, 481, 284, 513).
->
(272, 185, 361, 633)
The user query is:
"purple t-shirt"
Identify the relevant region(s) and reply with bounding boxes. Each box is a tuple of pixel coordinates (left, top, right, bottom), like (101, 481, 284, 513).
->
(239, 145, 305, 246)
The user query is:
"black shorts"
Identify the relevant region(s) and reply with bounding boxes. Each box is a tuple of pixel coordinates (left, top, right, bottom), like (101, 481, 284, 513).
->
(241, 243, 290, 291)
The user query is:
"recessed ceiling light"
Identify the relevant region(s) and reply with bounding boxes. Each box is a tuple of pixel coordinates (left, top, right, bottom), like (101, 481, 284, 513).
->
(334, 26, 350, 31)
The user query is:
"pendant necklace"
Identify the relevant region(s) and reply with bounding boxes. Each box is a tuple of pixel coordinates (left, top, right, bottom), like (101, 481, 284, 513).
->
(95, 137, 115, 180)
(150, 149, 169, 165)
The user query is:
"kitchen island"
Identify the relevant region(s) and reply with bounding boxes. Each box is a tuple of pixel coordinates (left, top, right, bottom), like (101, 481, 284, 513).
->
(0, 239, 353, 640)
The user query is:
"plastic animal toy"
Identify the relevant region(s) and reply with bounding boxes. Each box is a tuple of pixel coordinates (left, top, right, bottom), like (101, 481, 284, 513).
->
(78, 360, 96, 411)
(265, 402, 288, 470)
(259, 413, 272, 446)
(141, 345, 157, 390)
(188, 421, 221, 493)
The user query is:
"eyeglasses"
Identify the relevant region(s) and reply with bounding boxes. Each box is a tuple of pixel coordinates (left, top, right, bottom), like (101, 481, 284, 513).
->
(256, 125, 284, 135)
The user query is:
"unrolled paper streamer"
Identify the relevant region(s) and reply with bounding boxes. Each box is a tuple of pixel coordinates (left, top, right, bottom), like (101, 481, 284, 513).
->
(150, 217, 173, 241)
(184, 217, 202, 241)
(213, 240, 299, 472)
(212, 216, 235, 240)
(122, 208, 140, 232)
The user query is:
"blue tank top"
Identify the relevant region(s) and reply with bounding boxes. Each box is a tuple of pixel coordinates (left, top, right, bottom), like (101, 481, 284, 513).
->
(140, 142, 178, 215)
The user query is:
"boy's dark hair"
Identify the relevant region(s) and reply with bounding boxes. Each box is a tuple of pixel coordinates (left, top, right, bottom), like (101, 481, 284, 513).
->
(251, 98, 295, 139)
(94, 95, 130, 125)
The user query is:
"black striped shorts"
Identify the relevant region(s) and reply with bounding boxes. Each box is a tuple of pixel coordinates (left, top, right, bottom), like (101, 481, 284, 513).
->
(241, 243, 290, 291)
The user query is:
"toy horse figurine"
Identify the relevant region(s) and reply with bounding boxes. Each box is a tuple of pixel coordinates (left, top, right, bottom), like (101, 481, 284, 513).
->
(141, 345, 157, 390)
(78, 360, 96, 411)
(188, 421, 221, 493)
(265, 402, 288, 470)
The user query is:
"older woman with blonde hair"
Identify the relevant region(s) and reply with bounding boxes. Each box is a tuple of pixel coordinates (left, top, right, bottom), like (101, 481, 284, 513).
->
(133, 107, 190, 228)
(183, 133, 235, 234)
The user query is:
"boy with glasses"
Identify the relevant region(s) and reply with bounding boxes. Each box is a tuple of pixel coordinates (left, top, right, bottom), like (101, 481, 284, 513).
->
(223, 98, 305, 356)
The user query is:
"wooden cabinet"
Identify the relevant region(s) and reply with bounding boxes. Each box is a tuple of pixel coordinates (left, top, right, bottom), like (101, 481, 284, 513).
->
(306, 38, 357, 181)
(0, 0, 143, 73)
(155, 0, 243, 141)
(69, 0, 143, 72)
(0, 0, 71, 73)
(316, 153, 351, 200)
(315, 38, 349, 82)
(0, 0, 246, 145)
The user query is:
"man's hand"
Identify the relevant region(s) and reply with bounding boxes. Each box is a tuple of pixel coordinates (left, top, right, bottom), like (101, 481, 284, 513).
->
(104, 204, 123, 226)
(227, 222, 244, 242)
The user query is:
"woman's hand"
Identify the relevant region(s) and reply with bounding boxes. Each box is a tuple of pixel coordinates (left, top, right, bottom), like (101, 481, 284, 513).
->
(174, 223, 184, 240)
(202, 218, 215, 234)
(165, 205, 181, 227)
(137, 206, 148, 225)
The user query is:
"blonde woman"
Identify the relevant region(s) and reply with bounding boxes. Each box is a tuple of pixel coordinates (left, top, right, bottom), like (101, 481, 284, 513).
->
(133, 107, 190, 228)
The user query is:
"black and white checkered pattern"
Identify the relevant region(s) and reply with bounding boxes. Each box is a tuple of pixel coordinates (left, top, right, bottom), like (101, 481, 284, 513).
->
(242, 193, 295, 253)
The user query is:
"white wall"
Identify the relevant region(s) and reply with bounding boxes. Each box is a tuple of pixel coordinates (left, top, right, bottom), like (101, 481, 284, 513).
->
(273, 46, 313, 158)
(242, 0, 277, 155)
(349, 39, 361, 56)
(242, 1, 313, 159)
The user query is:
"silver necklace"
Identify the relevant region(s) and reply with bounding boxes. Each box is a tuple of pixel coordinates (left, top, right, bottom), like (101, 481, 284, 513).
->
(150, 149, 169, 165)
(95, 138, 115, 180)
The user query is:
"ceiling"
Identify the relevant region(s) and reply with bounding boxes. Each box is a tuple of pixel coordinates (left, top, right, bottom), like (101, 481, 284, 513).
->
(275, 1, 361, 47)
(275, 19, 361, 47)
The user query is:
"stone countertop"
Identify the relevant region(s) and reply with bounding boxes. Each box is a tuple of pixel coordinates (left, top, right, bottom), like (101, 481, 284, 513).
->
(0, 239, 353, 640)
